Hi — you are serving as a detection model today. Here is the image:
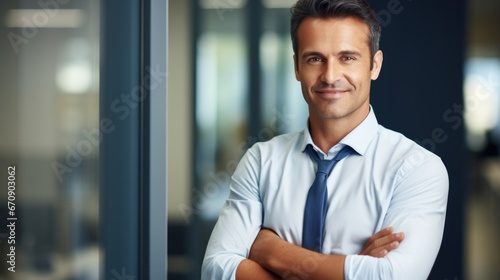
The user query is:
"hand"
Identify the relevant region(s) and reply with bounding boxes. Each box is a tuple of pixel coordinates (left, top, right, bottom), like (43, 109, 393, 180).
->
(359, 226, 404, 258)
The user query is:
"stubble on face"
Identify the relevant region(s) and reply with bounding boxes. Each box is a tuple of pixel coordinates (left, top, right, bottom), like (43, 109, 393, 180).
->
(307, 79, 360, 120)
(295, 16, 376, 124)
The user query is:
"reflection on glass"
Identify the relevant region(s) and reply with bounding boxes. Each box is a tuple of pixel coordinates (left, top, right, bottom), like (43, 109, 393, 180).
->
(463, 58, 500, 151)
(260, 8, 308, 135)
(194, 0, 308, 222)
(199, 0, 247, 9)
(196, 9, 248, 220)
(0, 0, 100, 279)
(56, 38, 93, 95)
(260, 31, 307, 135)
(261, 0, 294, 9)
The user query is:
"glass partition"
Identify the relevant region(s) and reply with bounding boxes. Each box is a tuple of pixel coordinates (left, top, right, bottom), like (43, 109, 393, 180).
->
(0, 0, 100, 279)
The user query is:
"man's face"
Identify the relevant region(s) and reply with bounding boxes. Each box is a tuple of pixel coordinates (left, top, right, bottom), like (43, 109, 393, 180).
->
(294, 16, 383, 122)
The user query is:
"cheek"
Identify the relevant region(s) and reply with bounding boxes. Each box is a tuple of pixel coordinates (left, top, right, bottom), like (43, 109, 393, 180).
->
(301, 82, 310, 97)
(299, 72, 316, 89)
(346, 68, 371, 88)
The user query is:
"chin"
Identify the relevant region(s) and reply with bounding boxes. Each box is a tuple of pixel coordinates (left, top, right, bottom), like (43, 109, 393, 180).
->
(314, 109, 348, 120)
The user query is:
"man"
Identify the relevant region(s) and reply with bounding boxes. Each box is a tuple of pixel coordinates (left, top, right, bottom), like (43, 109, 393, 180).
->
(202, 0, 449, 279)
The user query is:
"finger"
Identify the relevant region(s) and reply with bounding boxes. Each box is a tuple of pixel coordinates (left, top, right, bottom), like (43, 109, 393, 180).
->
(368, 241, 401, 258)
(361, 232, 404, 255)
(367, 248, 388, 258)
(376, 249, 388, 258)
(363, 241, 400, 258)
(370, 232, 404, 248)
(366, 227, 394, 245)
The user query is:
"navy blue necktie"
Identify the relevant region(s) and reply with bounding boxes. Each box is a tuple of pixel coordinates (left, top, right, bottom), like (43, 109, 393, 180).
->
(302, 144, 354, 252)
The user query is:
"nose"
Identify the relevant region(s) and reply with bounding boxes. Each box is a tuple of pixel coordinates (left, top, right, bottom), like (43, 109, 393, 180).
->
(320, 60, 341, 85)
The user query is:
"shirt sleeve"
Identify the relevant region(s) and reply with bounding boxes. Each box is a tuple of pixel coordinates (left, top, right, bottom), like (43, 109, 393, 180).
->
(344, 151, 449, 280)
(201, 146, 264, 280)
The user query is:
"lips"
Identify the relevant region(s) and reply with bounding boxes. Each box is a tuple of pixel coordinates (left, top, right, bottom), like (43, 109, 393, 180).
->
(314, 89, 349, 99)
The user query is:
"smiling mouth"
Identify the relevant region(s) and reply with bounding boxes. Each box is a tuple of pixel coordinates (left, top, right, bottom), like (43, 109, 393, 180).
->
(315, 89, 349, 99)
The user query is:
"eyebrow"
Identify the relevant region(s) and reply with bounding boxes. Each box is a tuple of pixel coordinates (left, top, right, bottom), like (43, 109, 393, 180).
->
(301, 50, 362, 60)
(338, 50, 362, 57)
(301, 51, 324, 60)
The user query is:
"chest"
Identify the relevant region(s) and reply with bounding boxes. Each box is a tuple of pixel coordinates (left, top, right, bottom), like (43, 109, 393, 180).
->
(259, 156, 397, 254)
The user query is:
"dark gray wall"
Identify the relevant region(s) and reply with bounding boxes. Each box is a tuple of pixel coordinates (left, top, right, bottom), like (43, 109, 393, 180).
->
(369, 0, 466, 279)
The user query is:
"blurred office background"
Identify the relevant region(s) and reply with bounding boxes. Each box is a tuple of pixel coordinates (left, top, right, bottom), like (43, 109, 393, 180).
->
(0, 0, 499, 279)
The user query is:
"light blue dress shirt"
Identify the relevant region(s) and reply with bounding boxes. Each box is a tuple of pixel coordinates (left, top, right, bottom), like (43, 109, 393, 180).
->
(202, 107, 449, 280)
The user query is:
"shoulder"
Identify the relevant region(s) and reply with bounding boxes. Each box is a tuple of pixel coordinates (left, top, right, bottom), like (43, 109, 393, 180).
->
(233, 130, 304, 180)
(248, 129, 305, 158)
(377, 125, 438, 158)
(376, 125, 448, 178)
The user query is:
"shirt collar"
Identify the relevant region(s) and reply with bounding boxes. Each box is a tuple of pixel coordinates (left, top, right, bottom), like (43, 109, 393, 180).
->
(301, 106, 379, 158)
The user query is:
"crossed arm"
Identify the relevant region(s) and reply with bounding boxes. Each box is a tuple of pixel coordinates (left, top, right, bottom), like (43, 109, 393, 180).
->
(202, 145, 448, 280)
(236, 227, 404, 280)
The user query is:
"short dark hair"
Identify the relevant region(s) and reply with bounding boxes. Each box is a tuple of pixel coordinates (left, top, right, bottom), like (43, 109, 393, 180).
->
(290, 0, 381, 59)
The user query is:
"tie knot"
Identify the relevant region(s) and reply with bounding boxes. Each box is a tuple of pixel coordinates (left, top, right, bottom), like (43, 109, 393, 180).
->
(306, 145, 353, 176)
(316, 159, 335, 175)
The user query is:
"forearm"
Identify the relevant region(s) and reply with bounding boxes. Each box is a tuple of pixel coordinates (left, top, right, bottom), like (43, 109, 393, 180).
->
(236, 259, 281, 280)
(249, 231, 345, 280)
(248, 227, 404, 280)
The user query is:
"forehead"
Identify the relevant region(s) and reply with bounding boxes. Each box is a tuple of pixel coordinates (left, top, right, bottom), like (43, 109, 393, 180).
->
(296, 16, 370, 54)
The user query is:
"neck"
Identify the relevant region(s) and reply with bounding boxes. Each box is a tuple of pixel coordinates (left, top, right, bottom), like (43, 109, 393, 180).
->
(309, 106, 369, 154)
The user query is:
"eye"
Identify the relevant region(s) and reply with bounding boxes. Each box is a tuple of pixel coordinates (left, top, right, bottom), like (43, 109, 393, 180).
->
(341, 56, 356, 62)
(307, 57, 324, 63)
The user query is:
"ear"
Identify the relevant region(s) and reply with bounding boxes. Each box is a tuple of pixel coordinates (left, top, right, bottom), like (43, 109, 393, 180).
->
(370, 50, 383, 80)
(294, 54, 301, 81)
